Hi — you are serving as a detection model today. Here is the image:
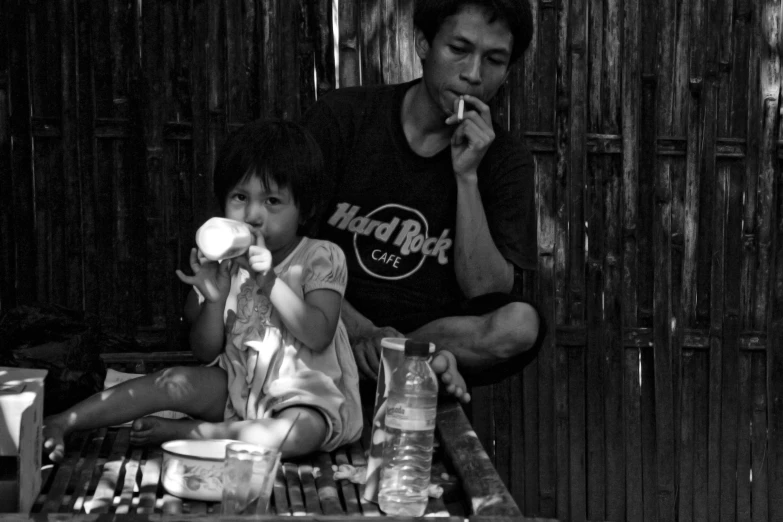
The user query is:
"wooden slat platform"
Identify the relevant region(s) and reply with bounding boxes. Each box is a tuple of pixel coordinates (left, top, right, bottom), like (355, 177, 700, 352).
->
(31, 427, 460, 517)
(23, 352, 522, 519)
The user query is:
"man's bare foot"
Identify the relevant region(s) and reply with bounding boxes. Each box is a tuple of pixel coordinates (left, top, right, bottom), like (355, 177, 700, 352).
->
(42, 420, 67, 463)
(130, 417, 201, 446)
(431, 350, 471, 403)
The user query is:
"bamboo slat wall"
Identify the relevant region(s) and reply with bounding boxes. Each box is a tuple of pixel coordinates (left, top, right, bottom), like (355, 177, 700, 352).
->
(1, 1, 782, 521)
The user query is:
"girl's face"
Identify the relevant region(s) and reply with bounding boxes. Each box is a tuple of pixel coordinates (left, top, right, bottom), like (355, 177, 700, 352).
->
(224, 174, 302, 264)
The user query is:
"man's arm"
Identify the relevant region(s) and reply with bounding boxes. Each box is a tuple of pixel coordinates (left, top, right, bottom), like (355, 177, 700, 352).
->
(447, 94, 515, 296)
(454, 176, 514, 296)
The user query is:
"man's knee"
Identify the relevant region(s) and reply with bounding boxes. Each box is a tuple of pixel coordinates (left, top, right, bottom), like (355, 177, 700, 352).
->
(491, 301, 540, 360)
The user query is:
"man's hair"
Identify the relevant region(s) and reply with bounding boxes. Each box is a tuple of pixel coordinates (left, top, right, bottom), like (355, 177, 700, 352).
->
(213, 119, 327, 236)
(413, 0, 534, 64)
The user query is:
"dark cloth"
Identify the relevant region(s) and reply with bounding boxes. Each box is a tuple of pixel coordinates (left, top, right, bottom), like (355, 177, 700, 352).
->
(302, 80, 538, 333)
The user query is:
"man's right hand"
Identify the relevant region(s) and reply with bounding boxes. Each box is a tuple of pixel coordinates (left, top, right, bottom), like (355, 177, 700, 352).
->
(351, 326, 404, 380)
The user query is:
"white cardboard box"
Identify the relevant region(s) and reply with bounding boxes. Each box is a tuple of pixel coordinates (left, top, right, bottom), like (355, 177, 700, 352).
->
(0, 367, 48, 513)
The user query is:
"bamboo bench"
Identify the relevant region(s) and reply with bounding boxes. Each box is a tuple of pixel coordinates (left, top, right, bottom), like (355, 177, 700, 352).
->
(22, 352, 523, 520)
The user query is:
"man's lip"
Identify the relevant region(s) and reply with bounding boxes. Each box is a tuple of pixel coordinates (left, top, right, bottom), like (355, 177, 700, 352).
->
(449, 90, 483, 104)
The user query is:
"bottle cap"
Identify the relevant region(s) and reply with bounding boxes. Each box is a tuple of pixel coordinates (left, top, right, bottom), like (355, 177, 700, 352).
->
(404, 339, 434, 357)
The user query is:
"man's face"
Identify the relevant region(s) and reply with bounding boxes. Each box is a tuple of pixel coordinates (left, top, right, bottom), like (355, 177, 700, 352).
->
(416, 5, 513, 116)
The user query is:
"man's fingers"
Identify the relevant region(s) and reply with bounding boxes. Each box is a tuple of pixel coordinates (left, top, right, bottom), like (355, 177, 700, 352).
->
(366, 341, 381, 376)
(359, 340, 381, 379)
(461, 94, 490, 122)
(361, 354, 377, 380)
(455, 118, 492, 146)
(451, 123, 466, 146)
(353, 344, 374, 379)
(362, 339, 380, 379)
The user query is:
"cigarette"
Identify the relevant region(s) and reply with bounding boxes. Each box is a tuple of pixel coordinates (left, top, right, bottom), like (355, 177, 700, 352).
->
(457, 98, 464, 121)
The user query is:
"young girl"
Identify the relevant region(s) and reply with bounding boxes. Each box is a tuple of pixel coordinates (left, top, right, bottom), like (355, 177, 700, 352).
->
(43, 120, 469, 463)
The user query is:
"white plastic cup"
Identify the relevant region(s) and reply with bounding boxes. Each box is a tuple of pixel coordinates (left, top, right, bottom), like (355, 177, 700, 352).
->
(221, 442, 281, 515)
(196, 217, 253, 261)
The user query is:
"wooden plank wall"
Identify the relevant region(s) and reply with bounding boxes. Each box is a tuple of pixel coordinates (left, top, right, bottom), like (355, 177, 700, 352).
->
(1, 1, 782, 521)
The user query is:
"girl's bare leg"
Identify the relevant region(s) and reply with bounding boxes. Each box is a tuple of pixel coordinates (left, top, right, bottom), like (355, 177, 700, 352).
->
(43, 366, 228, 462)
(130, 406, 327, 459)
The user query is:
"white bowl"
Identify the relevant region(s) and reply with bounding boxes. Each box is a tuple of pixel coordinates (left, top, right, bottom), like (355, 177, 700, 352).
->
(161, 439, 236, 501)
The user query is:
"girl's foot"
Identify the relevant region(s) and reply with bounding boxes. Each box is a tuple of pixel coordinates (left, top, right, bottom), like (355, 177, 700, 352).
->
(130, 417, 200, 446)
(42, 420, 67, 463)
(431, 350, 471, 403)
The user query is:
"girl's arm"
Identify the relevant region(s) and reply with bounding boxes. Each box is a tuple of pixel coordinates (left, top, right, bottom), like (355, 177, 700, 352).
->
(263, 272, 341, 352)
(177, 248, 234, 362)
(182, 288, 227, 362)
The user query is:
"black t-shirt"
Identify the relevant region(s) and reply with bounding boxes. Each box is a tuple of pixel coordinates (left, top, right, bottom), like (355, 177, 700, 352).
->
(302, 80, 537, 332)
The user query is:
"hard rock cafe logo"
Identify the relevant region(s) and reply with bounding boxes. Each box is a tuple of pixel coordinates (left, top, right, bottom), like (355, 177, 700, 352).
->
(326, 202, 453, 280)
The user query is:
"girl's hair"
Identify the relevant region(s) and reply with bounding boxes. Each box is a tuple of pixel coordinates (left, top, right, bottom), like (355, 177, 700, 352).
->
(414, 0, 534, 64)
(213, 119, 328, 236)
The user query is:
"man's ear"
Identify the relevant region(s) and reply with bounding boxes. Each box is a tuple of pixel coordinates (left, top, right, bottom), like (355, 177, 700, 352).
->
(414, 28, 430, 61)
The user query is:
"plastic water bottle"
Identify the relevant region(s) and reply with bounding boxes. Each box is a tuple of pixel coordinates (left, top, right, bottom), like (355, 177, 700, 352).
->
(378, 340, 438, 516)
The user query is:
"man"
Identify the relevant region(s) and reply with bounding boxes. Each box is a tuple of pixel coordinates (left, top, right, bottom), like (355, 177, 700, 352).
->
(303, 0, 544, 399)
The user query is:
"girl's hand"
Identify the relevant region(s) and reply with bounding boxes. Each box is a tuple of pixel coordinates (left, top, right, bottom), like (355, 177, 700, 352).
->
(176, 247, 233, 303)
(247, 234, 276, 292)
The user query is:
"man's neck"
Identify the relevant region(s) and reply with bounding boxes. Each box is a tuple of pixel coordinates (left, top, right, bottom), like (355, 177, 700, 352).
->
(401, 82, 452, 157)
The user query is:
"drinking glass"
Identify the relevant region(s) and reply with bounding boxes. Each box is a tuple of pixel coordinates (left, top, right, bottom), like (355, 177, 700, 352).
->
(221, 442, 281, 515)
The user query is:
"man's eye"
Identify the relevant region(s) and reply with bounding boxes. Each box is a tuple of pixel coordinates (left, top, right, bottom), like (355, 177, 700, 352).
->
(449, 45, 466, 54)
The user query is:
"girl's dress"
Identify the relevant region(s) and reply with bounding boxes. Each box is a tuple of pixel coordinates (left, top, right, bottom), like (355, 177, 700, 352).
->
(205, 237, 362, 451)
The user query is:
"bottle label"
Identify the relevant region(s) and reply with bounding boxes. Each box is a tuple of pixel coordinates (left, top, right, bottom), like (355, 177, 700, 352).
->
(385, 405, 436, 431)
